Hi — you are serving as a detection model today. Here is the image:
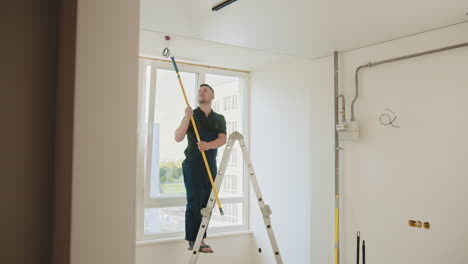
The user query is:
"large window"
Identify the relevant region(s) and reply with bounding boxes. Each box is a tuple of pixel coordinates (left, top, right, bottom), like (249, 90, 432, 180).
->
(136, 59, 249, 240)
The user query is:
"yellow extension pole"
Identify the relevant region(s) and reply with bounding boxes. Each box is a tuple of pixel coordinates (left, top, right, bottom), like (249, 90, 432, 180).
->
(170, 56, 224, 215)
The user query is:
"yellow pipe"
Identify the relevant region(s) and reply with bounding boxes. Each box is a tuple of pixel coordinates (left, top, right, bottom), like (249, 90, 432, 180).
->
(335, 195, 339, 264)
(174, 70, 224, 215)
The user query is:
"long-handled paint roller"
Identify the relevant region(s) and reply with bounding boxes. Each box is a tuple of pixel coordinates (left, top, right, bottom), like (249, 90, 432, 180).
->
(162, 41, 224, 215)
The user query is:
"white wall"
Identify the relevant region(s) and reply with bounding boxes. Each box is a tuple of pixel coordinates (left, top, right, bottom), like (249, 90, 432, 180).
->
(250, 56, 335, 264)
(308, 57, 336, 264)
(136, 233, 256, 264)
(248, 21, 468, 264)
(339, 22, 468, 264)
(71, 1, 139, 264)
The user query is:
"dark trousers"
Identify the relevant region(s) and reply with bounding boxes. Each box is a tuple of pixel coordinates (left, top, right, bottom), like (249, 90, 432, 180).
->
(182, 152, 217, 241)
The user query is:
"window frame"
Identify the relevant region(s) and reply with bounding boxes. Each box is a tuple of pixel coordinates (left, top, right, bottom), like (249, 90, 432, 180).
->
(136, 58, 251, 241)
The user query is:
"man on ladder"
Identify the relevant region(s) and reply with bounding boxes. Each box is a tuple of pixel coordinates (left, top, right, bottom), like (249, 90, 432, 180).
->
(174, 83, 227, 254)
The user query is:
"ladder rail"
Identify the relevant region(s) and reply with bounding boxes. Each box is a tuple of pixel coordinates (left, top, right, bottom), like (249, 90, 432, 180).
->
(238, 135, 283, 264)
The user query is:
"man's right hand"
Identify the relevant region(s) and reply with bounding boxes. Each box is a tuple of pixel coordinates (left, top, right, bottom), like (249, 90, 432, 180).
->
(185, 106, 193, 119)
(175, 106, 193, 142)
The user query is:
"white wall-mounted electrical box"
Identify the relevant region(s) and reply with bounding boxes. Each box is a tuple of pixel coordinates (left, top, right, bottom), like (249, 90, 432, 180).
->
(336, 121, 359, 141)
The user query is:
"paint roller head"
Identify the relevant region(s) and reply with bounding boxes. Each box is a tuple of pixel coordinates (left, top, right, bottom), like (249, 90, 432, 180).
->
(162, 48, 171, 58)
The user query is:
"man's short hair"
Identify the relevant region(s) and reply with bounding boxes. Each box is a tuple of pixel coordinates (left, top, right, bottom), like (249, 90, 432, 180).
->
(200, 84, 215, 95)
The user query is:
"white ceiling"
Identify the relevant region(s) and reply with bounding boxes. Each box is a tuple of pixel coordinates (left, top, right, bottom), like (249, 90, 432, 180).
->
(140, 30, 301, 71)
(140, 0, 468, 59)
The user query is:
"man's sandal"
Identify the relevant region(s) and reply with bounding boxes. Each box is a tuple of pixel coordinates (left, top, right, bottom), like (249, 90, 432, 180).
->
(187, 240, 214, 253)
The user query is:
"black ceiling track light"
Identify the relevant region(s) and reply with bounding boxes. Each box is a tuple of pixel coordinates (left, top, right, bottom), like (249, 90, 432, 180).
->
(212, 0, 238, 11)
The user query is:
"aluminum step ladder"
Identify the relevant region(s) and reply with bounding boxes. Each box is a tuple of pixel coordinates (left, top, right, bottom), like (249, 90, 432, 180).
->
(189, 132, 283, 264)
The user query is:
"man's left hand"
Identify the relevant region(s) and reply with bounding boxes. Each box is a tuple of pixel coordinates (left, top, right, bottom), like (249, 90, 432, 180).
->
(197, 141, 212, 151)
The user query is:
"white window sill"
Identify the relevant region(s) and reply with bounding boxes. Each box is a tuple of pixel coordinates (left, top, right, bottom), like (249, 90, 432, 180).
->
(136, 229, 253, 246)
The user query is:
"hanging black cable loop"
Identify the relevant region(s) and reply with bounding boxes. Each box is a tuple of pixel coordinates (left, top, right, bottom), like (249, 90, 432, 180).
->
(379, 108, 399, 128)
